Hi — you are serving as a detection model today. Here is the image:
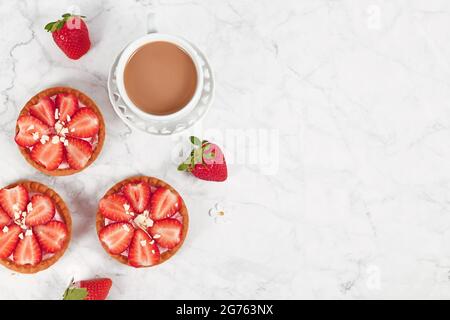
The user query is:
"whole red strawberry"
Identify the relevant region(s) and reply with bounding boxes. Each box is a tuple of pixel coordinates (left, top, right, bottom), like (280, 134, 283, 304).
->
(178, 136, 228, 182)
(45, 13, 91, 60)
(63, 278, 112, 300)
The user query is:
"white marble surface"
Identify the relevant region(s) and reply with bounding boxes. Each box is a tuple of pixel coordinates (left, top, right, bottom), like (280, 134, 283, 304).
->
(1, 0, 450, 300)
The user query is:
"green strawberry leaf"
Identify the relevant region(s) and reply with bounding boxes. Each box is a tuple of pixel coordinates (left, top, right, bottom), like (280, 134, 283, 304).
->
(62, 13, 71, 18)
(190, 136, 202, 146)
(63, 287, 88, 300)
(177, 163, 190, 171)
(193, 148, 203, 165)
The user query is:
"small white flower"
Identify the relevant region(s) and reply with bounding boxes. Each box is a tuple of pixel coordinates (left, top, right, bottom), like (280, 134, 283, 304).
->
(209, 203, 232, 224)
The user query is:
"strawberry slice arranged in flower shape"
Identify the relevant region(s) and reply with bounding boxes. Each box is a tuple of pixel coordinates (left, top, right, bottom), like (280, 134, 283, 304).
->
(0, 184, 69, 268)
(97, 179, 187, 268)
(15, 91, 101, 173)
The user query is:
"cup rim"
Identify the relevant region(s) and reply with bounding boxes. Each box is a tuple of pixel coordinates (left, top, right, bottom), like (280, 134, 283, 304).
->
(116, 33, 204, 121)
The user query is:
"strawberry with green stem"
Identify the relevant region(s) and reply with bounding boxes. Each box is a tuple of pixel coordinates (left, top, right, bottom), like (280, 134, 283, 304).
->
(178, 136, 228, 182)
(63, 278, 112, 300)
(45, 13, 91, 60)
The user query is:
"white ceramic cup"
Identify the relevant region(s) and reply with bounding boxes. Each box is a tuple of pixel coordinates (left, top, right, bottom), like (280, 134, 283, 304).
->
(115, 19, 204, 121)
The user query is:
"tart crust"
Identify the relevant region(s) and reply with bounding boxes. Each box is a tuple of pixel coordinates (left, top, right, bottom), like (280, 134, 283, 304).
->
(0, 181, 72, 274)
(16, 87, 106, 176)
(96, 176, 189, 267)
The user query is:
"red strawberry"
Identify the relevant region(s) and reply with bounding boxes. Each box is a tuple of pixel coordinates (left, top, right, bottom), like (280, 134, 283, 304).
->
(15, 115, 50, 147)
(0, 185, 29, 218)
(29, 97, 56, 127)
(67, 108, 99, 138)
(34, 221, 67, 253)
(30, 138, 64, 170)
(128, 229, 160, 267)
(123, 182, 151, 213)
(13, 232, 42, 266)
(148, 218, 183, 249)
(64, 137, 93, 170)
(178, 136, 228, 182)
(99, 222, 134, 255)
(0, 224, 22, 259)
(45, 14, 91, 60)
(0, 208, 10, 228)
(63, 278, 113, 300)
(55, 93, 78, 122)
(25, 195, 55, 227)
(99, 195, 134, 222)
(149, 187, 181, 220)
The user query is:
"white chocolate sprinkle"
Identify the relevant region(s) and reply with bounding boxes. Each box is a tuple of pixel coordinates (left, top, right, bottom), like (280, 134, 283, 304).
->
(2, 226, 8, 233)
(140, 240, 147, 247)
(27, 125, 35, 131)
(32, 132, 40, 140)
(153, 234, 161, 239)
(25, 229, 33, 236)
(122, 224, 130, 232)
(18, 233, 24, 240)
(55, 109, 59, 120)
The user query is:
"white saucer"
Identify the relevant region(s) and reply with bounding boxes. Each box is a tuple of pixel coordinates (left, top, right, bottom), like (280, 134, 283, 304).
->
(107, 41, 214, 135)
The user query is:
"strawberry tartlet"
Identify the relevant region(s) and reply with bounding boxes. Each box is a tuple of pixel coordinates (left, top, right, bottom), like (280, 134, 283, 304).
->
(15, 87, 105, 176)
(0, 181, 71, 273)
(96, 176, 189, 268)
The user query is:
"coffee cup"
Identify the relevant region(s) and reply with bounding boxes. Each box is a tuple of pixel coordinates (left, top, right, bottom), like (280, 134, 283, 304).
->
(115, 23, 204, 121)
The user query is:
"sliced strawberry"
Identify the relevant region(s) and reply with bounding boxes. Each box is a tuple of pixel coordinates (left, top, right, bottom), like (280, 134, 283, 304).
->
(0, 185, 29, 218)
(123, 182, 150, 213)
(67, 108, 99, 138)
(99, 194, 133, 222)
(128, 229, 160, 268)
(29, 97, 56, 127)
(33, 221, 67, 253)
(64, 137, 93, 170)
(25, 195, 55, 227)
(55, 93, 78, 122)
(0, 224, 22, 259)
(148, 218, 183, 249)
(15, 115, 50, 147)
(99, 222, 134, 255)
(30, 138, 64, 170)
(149, 188, 181, 220)
(0, 208, 10, 228)
(13, 232, 42, 266)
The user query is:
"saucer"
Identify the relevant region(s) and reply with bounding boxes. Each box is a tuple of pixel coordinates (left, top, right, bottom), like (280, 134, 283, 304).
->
(107, 40, 214, 135)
